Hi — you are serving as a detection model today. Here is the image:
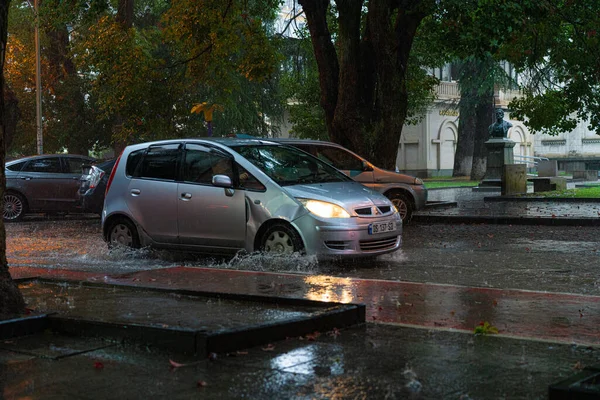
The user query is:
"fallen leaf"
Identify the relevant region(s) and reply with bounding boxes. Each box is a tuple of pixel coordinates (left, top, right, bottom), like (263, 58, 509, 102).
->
(197, 380, 208, 388)
(328, 328, 341, 338)
(450, 310, 456, 316)
(573, 361, 584, 370)
(262, 344, 275, 351)
(305, 331, 321, 341)
(94, 361, 104, 370)
(169, 359, 187, 368)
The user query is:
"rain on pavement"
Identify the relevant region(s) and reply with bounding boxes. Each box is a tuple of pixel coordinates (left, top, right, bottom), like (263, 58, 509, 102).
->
(6, 214, 600, 296)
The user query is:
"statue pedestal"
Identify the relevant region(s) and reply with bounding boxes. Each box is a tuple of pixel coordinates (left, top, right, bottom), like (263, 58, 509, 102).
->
(479, 138, 516, 188)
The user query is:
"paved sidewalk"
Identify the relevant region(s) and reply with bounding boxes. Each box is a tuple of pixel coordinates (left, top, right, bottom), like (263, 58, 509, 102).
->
(415, 185, 600, 225)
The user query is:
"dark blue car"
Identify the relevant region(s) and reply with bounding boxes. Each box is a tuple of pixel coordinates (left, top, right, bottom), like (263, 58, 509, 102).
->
(78, 159, 116, 215)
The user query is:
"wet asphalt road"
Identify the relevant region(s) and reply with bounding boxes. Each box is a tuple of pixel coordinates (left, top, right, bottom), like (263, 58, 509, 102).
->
(6, 216, 600, 296)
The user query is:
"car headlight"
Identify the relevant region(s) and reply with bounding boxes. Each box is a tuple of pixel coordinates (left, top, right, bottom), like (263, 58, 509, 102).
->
(297, 199, 351, 218)
(414, 177, 424, 185)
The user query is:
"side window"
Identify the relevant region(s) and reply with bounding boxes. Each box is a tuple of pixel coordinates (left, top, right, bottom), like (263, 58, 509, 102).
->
(136, 144, 180, 180)
(22, 157, 62, 173)
(126, 149, 145, 177)
(316, 147, 364, 171)
(6, 161, 26, 172)
(64, 158, 93, 174)
(291, 144, 317, 157)
(183, 144, 232, 184)
(237, 165, 265, 191)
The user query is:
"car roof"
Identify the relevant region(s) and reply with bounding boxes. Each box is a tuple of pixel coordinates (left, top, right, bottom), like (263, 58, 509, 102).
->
(123, 137, 283, 152)
(266, 138, 339, 146)
(6, 154, 95, 165)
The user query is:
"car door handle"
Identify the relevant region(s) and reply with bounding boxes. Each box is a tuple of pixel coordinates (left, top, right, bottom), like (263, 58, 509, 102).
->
(180, 193, 192, 200)
(19, 177, 31, 180)
(130, 189, 141, 196)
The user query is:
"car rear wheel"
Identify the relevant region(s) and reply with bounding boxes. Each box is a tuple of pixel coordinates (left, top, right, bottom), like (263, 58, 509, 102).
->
(3, 193, 26, 222)
(260, 223, 304, 255)
(388, 192, 413, 224)
(107, 218, 140, 249)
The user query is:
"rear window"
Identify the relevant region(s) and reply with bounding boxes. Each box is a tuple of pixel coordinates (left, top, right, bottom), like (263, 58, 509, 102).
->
(65, 157, 95, 173)
(98, 159, 117, 173)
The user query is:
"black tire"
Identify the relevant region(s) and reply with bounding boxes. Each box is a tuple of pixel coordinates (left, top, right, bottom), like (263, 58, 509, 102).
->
(387, 192, 413, 224)
(259, 222, 304, 254)
(3, 192, 27, 222)
(106, 218, 140, 249)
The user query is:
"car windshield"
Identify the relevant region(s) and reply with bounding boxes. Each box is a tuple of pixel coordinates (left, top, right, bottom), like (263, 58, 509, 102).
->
(231, 144, 352, 186)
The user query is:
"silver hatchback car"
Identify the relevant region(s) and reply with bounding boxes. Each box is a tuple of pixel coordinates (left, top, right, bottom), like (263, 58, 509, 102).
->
(102, 138, 402, 259)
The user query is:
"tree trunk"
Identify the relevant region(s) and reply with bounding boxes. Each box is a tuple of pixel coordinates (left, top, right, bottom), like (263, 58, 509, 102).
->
(299, 0, 429, 169)
(0, 0, 26, 320)
(453, 59, 480, 177)
(471, 96, 494, 181)
(453, 93, 476, 177)
(3, 84, 20, 153)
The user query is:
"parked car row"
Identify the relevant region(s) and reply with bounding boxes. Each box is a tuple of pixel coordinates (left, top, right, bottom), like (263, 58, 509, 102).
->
(4, 138, 426, 260)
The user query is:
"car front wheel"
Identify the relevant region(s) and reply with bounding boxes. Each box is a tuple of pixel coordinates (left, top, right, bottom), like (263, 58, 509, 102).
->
(3, 193, 26, 222)
(388, 192, 413, 224)
(107, 218, 140, 249)
(259, 222, 304, 255)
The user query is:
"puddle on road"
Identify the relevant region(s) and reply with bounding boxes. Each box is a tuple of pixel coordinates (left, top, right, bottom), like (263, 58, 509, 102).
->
(18, 281, 323, 331)
(510, 239, 600, 253)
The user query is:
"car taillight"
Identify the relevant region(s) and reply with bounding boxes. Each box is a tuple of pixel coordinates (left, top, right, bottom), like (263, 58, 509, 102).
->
(89, 167, 105, 189)
(105, 152, 123, 196)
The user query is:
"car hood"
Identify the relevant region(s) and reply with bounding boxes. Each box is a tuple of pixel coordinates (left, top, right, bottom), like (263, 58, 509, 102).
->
(373, 166, 419, 184)
(284, 181, 392, 210)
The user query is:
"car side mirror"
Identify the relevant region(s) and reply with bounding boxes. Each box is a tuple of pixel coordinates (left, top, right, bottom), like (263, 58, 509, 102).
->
(212, 174, 233, 188)
(362, 160, 373, 172)
(81, 165, 92, 175)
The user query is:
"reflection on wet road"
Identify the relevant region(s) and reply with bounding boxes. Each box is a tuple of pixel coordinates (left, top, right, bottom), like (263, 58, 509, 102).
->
(6, 218, 600, 296)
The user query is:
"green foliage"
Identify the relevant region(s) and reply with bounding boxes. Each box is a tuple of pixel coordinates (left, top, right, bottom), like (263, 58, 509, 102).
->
(280, 35, 328, 140)
(424, 180, 479, 188)
(501, 0, 600, 136)
(522, 186, 600, 198)
(474, 321, 499, 335)
(6, 0, 286, 153)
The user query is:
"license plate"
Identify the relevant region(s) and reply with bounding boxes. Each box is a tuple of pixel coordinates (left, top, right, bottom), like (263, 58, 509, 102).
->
(368, 220, 395, 235)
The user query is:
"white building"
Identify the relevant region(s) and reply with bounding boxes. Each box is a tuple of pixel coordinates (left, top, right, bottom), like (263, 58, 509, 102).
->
(399, 82, 533, 177)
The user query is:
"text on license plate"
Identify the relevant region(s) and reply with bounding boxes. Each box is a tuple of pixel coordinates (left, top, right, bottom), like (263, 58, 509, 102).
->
(368, 221, 396, 235)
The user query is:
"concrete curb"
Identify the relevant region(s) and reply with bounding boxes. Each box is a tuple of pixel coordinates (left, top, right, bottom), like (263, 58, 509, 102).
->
(412, 214, 600, 226)
(484, 196, 600, 203)
(12, 277, 366, 356)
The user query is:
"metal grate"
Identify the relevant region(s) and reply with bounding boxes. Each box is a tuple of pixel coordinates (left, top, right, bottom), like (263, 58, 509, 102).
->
(325, 241, 351, 250)
(359, 236, 398, 251)
(354, 205, 393, 216)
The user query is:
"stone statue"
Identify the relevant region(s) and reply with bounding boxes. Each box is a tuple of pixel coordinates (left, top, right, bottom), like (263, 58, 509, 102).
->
(488, 108, 513, 139)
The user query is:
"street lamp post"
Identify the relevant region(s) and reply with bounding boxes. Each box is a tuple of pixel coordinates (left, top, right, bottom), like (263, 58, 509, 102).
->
(34, 0, 43, 154)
